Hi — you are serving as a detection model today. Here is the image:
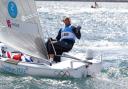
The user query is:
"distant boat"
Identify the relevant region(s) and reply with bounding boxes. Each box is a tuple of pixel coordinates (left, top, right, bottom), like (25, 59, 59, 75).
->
(91, 2, 99, 8)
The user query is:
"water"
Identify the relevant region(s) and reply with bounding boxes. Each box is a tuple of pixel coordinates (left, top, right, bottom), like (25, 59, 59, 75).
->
(0, 1, 128, 89)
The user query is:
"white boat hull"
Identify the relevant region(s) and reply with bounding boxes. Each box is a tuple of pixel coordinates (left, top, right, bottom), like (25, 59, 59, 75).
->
(0, 58, 102, 78)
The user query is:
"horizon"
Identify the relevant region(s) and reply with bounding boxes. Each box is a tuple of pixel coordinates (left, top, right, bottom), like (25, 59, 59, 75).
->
(35, 0, 128, 2)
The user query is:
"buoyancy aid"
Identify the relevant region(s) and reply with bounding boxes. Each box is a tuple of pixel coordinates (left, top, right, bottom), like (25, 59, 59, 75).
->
(60, 25, 76, 41)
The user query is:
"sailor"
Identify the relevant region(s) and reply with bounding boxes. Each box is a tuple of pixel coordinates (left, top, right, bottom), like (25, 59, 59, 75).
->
(46, 17, 81, 63)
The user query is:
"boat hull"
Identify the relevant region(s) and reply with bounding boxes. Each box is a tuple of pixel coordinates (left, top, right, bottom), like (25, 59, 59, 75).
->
(0, 58, 102, 78)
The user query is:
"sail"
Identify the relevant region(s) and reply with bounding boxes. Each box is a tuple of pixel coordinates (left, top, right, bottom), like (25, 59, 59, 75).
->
(0, 0, 48, 59)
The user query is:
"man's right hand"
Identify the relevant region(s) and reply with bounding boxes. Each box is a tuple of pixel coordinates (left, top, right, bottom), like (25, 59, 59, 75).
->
(76, 26, 81, 30)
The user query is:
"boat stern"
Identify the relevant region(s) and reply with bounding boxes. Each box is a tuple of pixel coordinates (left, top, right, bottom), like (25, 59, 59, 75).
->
(86, 59, 102, 77)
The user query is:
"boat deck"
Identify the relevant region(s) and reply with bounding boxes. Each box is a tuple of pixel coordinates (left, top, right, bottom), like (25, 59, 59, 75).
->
(51, 60, 85, 69)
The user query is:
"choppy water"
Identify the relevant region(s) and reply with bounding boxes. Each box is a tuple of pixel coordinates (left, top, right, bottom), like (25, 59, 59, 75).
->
(0, 1, 128, 89)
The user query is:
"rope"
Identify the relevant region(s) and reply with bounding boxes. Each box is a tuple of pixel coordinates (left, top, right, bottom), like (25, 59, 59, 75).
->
(45, 29, 57, 56)
(57, 53, 92, 64)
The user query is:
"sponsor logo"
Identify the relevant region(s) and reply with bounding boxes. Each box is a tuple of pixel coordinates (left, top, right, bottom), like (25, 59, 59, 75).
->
(6, 20, 19, 28)
(8, 1, 18, 18)
(6, 20, 11, 28)
(1, 63, 28, 75)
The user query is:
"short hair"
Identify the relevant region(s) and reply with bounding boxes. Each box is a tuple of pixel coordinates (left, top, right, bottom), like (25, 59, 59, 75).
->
(63, 17, 70, 21)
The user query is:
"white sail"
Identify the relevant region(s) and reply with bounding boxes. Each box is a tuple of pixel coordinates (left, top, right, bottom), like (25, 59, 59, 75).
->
(0, 0, 47, 59)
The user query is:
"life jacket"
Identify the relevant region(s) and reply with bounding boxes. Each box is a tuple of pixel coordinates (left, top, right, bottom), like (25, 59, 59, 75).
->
(60, 25, 76, 41)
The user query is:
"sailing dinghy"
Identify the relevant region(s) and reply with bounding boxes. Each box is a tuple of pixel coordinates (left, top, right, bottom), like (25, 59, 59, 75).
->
(0, 0, 102, 78)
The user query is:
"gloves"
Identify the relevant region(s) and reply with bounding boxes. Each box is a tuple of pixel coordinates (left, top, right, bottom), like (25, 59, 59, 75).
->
(76, 26, 81, 30)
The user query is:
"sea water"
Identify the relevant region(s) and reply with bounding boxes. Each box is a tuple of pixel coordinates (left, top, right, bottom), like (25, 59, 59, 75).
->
(0, 1, 128, 89)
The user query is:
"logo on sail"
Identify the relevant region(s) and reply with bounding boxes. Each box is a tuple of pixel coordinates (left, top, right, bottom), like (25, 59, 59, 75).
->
(8, 1, 18, 18)
(6, 20, 11, 28)
(6, 20, 20, 28)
